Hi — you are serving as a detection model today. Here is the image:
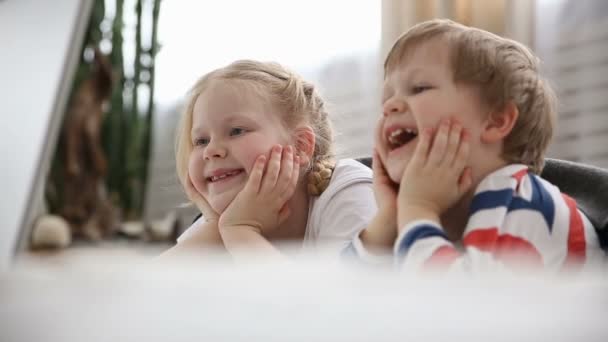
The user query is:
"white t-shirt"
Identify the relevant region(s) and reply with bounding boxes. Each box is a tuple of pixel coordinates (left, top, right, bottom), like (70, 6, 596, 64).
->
(300, 158, 376, 255)
(177, 158, 376, 257)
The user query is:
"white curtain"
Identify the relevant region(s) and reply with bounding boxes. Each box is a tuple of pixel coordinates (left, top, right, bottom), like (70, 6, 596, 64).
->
(535, 0, 608, 169)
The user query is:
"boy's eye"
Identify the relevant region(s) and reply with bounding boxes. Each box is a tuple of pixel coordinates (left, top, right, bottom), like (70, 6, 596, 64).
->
(230, 127, 246, 136)
(194, 137, 209, 146)
(411, 85, 432, 94)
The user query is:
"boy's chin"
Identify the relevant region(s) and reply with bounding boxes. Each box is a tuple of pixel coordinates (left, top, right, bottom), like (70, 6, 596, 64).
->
(386, 164, 405, 184)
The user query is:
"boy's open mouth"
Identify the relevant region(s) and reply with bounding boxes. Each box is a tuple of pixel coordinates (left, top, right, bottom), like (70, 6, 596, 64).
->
(206, 169, 244, 183)
(386, 127, 418, 151)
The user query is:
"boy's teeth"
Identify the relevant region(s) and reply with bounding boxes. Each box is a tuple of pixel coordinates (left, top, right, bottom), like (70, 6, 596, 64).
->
(388, 128, 418, 145)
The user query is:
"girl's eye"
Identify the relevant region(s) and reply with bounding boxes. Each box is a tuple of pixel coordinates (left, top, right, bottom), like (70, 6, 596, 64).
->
(194, 137, 209, 146)
(411, 85, 432, 94)
(230, 127, 246, 136)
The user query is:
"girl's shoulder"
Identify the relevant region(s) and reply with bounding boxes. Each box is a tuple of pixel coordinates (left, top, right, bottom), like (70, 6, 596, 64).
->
(330, 158, 373, 188)
(313, 158, 374, 208)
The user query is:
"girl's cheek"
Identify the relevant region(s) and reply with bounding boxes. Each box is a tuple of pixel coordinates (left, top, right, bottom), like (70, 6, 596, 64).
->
(237, 140, 271, 173)
(188, 152, 206, 192)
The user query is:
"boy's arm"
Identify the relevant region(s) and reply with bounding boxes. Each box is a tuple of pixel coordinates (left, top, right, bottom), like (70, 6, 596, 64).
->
(358, 208, 398, 255)
(394, 169, 603, 274)
(349, 150, 398, 259)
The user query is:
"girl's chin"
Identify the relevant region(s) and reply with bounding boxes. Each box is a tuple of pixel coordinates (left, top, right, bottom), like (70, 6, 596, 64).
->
(209, 200, 230, 215)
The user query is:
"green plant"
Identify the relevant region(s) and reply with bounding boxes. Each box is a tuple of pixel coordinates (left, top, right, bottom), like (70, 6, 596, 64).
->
(47, 0, 162, 223)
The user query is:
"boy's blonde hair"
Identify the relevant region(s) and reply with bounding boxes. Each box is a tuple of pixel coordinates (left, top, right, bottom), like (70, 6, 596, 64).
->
(385, 19, 556, 174)
(175, 60, 335, 197)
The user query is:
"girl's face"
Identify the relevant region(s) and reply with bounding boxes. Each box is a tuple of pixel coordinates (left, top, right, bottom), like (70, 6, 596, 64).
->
(188, 81, 293, 213)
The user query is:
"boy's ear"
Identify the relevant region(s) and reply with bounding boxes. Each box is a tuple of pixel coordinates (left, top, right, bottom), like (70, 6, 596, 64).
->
(294, 126, 315, 166)
(480, 101, 519, 144)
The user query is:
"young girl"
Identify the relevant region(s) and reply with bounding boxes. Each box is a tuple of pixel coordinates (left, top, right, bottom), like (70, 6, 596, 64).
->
(162, 60, 376, 262)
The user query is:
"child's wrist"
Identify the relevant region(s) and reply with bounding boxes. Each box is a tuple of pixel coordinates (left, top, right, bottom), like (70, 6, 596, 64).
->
(219, 223, 263, 236)
(376, 206, 396, 224)
(397, 204, 441, 232)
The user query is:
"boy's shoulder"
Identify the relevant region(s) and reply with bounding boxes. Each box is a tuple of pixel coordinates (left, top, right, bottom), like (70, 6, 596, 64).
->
(472, 163, 573, 216)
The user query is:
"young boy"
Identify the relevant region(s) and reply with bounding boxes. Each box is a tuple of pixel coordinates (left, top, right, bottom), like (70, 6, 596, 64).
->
(347, 19, 602, 273)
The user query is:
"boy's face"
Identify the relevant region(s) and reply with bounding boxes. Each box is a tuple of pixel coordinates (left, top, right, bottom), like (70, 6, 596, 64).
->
(377, 39, 488, 183)
(188, 81, 292, 213)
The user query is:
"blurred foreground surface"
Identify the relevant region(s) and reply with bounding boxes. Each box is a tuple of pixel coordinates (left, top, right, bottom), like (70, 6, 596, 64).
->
(2, 248, 607, 342)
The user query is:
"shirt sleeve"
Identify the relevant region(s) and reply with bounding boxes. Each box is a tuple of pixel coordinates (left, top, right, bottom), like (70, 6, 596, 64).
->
(314, 181, 377, 257)
(176, 216, 204, 244)
(393, 170, 602, 274)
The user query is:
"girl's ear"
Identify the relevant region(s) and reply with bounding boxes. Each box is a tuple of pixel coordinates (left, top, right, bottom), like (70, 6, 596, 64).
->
(294, 126, 315, 167)
(480, 101, 519, 144)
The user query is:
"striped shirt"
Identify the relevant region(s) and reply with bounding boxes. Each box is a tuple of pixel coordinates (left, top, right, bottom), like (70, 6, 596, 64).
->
(347, 164, 602, 274)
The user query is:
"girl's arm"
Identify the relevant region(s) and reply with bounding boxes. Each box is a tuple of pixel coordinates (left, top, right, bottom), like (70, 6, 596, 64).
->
(218, 226, 287, 263)
(218, 145, 299, 263)
(158, 220, 227, 260)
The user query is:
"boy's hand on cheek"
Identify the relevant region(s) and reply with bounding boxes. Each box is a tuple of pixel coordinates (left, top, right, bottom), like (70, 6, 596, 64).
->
(397, 119, 472, 229)
(219, 145, 300, 236)
(371, 149, 398, 228)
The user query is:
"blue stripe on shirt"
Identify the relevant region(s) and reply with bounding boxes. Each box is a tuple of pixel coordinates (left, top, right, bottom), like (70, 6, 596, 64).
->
(396, 224, 449, 259)
(469, 174, 555, 232)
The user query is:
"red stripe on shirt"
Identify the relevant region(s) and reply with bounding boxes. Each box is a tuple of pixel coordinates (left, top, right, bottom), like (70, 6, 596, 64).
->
(511, 168, 529, 191)
(463, 228, 499, 251)
(464, 228, 542, 268)
(562, 194, 586, 267)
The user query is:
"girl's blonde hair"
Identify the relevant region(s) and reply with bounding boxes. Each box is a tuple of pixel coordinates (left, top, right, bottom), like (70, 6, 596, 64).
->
(385, 19, 557, 174)
(175, 60, 335, 196)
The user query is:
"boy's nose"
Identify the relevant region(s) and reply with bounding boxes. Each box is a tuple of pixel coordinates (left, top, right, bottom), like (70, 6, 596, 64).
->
(383, 97, 406, 116)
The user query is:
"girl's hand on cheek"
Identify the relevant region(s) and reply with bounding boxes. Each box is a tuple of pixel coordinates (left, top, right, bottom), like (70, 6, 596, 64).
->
(218, 145, 300, 236)
(397, 118, 472, 228)
(185, 173, 219, 223)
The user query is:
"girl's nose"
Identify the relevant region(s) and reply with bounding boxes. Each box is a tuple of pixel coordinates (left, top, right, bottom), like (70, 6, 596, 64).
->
(203, 140, 227, 160)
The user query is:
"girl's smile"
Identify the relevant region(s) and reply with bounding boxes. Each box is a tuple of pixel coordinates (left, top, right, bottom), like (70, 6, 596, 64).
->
(188, 80, 292, 213)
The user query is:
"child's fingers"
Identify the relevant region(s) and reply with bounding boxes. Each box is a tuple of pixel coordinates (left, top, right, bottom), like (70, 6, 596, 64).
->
(443, 121, 462, 166)
(274, 145, 294, 193)
(372, 149, 387, 178)
(277, 203, 291, 225)
(427, 119, 450, 167)
(261, 145, 282, 191)
(410, 127, 432, 168)
(278, 154, 299, 205)
(245, 154, 266, 194)
(452, 130, 470, 171)
(458, 167, 473, 195)
(185, 174, 217, 219)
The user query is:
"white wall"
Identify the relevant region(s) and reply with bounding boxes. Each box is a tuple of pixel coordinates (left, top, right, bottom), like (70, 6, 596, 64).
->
(0, 0, 92, 270)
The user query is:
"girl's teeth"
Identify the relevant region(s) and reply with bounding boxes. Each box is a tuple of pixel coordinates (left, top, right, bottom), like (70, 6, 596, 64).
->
(211, 170, 240, 182)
